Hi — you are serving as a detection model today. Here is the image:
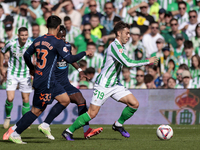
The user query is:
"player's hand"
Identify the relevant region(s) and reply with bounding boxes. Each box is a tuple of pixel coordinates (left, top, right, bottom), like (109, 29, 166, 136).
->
(85, 50, 93, 56)
(79, 71, 90, 80)
(30, 69, 35, 76)
(149, 56, 158, 65)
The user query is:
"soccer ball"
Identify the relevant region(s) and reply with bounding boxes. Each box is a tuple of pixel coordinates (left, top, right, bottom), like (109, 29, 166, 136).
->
(156, 125, 173, 140)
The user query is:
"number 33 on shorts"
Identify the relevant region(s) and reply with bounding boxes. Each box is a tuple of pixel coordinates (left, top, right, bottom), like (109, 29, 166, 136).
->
(93, 90, 104, 100)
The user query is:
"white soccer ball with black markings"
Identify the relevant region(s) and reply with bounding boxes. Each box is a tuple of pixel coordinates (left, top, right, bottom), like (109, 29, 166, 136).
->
(156, 125, 173, 140)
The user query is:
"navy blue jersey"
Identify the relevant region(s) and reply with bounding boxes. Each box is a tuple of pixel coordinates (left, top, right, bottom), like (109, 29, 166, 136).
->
(24, 34, 85, 89)
(55, 42, 71, 84)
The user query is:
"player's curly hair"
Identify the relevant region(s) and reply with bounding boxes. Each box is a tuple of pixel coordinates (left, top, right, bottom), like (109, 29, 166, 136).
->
(113, 21, 130, 37)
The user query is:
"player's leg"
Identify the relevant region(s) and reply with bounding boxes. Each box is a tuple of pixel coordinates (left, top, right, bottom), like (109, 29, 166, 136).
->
(4, 90, 15, 129)
(21, 93, 31, 115)
(62, 85, 110, 141)
(19, 76, 32, 116)
(38, 91, 70, 140)
(70, 92, 103, 138)
(62, 104, 101, 141)
(111, 85, 138, 138)
(9, 106, 45, 144)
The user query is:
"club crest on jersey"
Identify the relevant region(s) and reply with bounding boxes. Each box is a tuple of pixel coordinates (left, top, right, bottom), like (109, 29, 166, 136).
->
(63, 47, 69, 53)
(119, 49, 123, 53)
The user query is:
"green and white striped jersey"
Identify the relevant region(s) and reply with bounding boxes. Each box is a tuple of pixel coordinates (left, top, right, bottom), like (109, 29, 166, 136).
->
(13, 15, 32, 37)
(178, 55, 192, 67)
(120, 78, 136, 89)
(1, 38, 32, 78)
(95, 39, 149, 88)
(175, 13, 189, 30)
(83, 53, 103, 72)
(65, 26, 81, 44)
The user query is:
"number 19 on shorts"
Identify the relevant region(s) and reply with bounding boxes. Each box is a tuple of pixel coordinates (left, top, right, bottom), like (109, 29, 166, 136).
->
(93, 90, 104, 100)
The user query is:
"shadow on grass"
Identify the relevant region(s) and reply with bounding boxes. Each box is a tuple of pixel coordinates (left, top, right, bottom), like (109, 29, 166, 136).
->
(60, 138, 122, 141)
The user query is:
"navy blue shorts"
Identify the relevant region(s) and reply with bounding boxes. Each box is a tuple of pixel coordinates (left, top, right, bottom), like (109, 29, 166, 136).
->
(33, 83, 66, 109)
(63, 83, 80, 96)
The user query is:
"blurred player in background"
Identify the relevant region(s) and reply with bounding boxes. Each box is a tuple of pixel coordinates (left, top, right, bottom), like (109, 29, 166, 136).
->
(62, 21, 158, 140)
(0, 27, 32, 130)
(38, 25, 103, 140)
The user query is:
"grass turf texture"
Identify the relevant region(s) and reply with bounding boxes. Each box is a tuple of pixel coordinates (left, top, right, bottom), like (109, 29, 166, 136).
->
(0, 125, 200, 150)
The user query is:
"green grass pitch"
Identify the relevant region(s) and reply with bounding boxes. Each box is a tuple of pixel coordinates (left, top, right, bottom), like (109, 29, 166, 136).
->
(0, 124, 200, 150)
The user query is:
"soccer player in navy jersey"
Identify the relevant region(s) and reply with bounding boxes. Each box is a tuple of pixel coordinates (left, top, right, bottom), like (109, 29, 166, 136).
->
(3, 15, 93, 144)
(38, 25, 103, 140)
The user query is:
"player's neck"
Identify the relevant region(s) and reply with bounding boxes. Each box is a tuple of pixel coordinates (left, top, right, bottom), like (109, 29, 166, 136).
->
(48, 29, 58, 36)
(19, 41, 25, 47)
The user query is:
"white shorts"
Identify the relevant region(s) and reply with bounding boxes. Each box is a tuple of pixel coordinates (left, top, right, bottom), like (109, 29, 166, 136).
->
(6, 74, 32, 93)
(90, 84, 132, 106)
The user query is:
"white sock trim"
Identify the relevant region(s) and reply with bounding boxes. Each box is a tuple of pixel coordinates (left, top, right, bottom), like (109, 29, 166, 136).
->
(115, 121, 123, 127)
(66, 128, 72, 134)
(12, 124, 17, 130)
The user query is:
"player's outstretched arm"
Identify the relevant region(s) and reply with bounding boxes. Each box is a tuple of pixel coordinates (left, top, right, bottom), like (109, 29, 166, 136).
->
(0, 52, 6, 78)
(111, 45, 150, 67)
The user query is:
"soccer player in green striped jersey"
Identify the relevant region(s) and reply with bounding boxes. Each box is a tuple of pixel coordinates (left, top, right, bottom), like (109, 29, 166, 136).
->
(62, 21, 158, 140)
(0, 27, 32, 130)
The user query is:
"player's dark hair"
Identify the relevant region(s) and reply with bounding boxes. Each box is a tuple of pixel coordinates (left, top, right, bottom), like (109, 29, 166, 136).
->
(170, 18, 178, 24)
(144, 74, 154, 84)
(64, 16, 71, 22)
(114, 21, 130, 37)
(47, 15, 61, 29)
(113, 16, 121, 23)
(184, 40, 193, 49)
(0, 4, 3, 9)
(79, 60, 87, 67)
(178, 64, 189, 70)
(148, 65, 157, 72)
(178, 1, 187, 7)
(85, 67, 95, 74)
(87, 42, 96, 47)
(18, 27, 28, 34)
(59, 25, 66, 32)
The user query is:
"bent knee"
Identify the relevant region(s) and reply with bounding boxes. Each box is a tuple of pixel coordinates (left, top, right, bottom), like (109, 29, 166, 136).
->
(128, 100, 139, 109)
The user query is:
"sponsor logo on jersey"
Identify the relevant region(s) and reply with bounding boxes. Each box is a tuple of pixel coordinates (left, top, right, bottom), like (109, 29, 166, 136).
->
(63, 47, 69, 53)
(119, 49, 123, 53)
(35, 70, 43, 76)
(57, 59, 68, 69)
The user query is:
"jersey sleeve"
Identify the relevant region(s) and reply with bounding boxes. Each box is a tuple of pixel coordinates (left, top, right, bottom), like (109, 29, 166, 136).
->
(56, 40, 86, 64)
(110, 44, 150, 68)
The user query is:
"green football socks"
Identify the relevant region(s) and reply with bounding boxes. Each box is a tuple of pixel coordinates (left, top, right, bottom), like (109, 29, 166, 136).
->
(22, 102, 30, 115)
(118, 106, 137, 124)
(5, 99, 13, 118)
(69, 112, 91, 133)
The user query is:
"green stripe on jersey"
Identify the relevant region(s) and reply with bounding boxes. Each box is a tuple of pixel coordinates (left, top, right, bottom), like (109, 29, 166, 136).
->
(11, 43, 17, 75)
